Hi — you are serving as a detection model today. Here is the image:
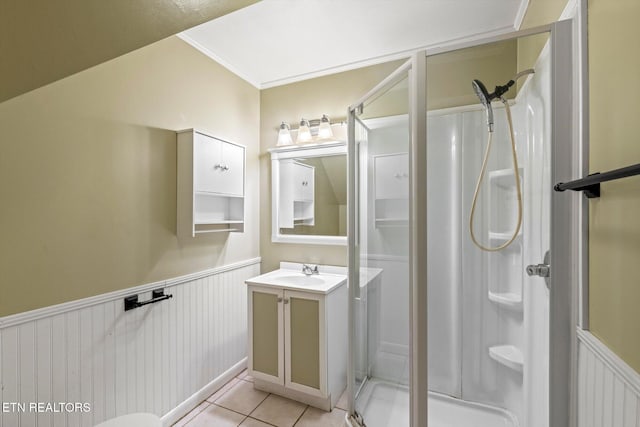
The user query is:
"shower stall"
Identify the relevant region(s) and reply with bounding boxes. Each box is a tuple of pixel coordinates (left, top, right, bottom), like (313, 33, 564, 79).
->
(346, 21, 577, 427)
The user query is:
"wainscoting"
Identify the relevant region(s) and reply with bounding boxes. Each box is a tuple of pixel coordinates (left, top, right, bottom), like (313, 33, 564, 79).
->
(578, 329, 640, 427)
(0, 257, 261, 427)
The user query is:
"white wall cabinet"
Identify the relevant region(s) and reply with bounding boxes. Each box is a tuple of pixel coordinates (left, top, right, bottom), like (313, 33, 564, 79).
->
(278, 159, 315, 228)
(247, 282, 347, 410)
(177, 129, 245, 236)
(373, 152, 409, 227)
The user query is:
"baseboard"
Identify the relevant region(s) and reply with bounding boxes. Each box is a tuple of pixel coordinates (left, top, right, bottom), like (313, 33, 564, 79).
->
(161, 358, 247, 426)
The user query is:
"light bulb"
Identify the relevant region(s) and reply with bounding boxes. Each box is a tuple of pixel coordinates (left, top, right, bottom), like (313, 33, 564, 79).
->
(296, 118, 312, 144)
(277, 122, 293, 146)
(317, 114, 333, 139)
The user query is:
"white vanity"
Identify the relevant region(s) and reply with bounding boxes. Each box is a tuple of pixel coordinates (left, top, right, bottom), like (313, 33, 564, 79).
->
(246, 262, 348, 410)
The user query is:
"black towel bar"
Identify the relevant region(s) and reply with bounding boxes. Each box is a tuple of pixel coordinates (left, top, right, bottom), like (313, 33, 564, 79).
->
(124, 288, 173, 311)
(554, 163, 640, 198)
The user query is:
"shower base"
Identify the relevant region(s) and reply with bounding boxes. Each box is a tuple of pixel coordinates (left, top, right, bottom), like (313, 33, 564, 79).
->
(351, 379, 518, 427)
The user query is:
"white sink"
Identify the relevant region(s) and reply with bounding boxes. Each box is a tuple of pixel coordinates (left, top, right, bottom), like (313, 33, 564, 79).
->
(272, 274, 325, 286)
(245, 267, 347, 294)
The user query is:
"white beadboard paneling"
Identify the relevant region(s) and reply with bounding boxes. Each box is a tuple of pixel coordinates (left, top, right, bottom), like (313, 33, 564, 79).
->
(578, 329, 640, 427)
(2, 327, 19, 427)
(0, 258, 260, 427)
(36, 318, 52, 427)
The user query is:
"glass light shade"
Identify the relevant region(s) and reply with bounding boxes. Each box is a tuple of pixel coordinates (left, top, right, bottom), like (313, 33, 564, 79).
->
(317, 114, 333, 139)
(277, 122, 293, 146)
(296, 118, 312, 144)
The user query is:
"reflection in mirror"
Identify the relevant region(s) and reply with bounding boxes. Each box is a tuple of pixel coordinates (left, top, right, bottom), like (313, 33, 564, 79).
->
(269, 140, 347, 245)
(280, 155, 347, 236)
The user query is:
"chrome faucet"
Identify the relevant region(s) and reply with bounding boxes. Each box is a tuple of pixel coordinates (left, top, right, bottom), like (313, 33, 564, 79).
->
(302, 264, 319, 276)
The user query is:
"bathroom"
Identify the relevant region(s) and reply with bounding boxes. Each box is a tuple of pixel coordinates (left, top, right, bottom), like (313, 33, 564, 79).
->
(0, 1, 639, 427)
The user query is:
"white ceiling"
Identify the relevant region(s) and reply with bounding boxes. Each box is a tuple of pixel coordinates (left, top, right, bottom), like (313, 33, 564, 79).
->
(179, 0, 528, 89)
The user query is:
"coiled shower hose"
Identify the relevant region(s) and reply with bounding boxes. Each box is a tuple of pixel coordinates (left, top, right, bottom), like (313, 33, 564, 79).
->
(469, 98, 522, 251)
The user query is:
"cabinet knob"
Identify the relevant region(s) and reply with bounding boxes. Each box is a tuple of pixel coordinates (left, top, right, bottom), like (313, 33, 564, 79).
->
(283, 298, 290, 304)
(277, 297, 283, 303)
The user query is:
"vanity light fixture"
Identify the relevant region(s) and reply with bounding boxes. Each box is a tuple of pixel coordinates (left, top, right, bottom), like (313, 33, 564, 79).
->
(296, 118, 313, 144)
(276, 114, 343, 147)
(277, 122, 293, 146)
(317, 114, 334, 139)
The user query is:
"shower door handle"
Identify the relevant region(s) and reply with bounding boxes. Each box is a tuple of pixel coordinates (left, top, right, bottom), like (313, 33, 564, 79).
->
(526, 250, 551, 289)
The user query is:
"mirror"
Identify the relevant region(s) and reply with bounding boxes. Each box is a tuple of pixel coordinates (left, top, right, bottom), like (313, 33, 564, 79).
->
(270, 141, 347, 245)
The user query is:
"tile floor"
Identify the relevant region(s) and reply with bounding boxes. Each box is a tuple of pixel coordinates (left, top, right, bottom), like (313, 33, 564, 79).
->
(173, 370, 348, 427)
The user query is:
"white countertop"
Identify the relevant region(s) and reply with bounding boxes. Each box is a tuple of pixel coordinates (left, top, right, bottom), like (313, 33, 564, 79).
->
(245, 262, 383, 295)
(245, 267, 347, 294)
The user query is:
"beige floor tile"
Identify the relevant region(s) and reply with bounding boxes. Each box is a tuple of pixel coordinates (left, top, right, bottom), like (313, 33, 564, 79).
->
(240, 417, 274, 427)
(214, 379, 269, 415)
(335, 389, 348, 411)
(206, 378, 240, 403)
(294, 407, 347, 427)
(185, 404, 246, 427)
(237, 369, 255, 383)
(172, 401, 210, 427)
(250, 394, 307, 427)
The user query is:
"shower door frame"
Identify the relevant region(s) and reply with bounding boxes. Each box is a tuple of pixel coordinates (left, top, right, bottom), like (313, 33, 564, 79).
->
(347, 19, 579, 427)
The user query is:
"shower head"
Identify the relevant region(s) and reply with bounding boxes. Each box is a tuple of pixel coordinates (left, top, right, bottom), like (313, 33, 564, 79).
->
(472, 79, 491, 107)
(472, 79, 494, 132)
(471, 69, 535, 132)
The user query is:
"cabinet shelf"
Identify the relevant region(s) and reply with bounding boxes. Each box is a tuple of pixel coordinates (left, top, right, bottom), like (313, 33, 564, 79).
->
(488, 291, 523, 310)
(194, 219, 244, 225)
(489, 345, 523, 373)
(195, 191, 244, 198)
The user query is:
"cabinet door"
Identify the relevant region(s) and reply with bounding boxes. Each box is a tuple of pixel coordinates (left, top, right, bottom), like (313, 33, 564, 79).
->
(374, 153, 409, 199)
(284, 290, 326, 397)
(248, 286, 284, 384)
(300, 165, 314, 201)
(293, 163, 314, 201)
(220, 142, 245, 197)
(194, 132, 223, 194)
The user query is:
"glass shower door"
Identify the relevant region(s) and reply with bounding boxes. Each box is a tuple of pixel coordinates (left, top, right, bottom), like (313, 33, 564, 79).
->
(347, 64, 413, 427)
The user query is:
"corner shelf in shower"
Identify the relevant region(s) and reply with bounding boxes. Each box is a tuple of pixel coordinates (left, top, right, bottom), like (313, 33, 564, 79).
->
(374, 217, 408, 227)
(488, 345, 523, 373)
(488, 291, 523, 310)
(488, 167, 524, 187)
(488, 231, 522, 244)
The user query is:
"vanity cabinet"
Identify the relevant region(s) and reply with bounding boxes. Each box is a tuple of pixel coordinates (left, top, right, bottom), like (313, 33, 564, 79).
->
(278, 159, 315, 228)
(246, 280, 347, 410)
(373, 152, 409, 227)
(177, 129, 245, 236)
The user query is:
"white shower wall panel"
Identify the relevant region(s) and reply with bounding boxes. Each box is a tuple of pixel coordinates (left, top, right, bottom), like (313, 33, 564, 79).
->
(425, 43, 551, 425)
(426, 112, 463, 397)
(517, 42, 551, 427)
(459, 107, 525, 419)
